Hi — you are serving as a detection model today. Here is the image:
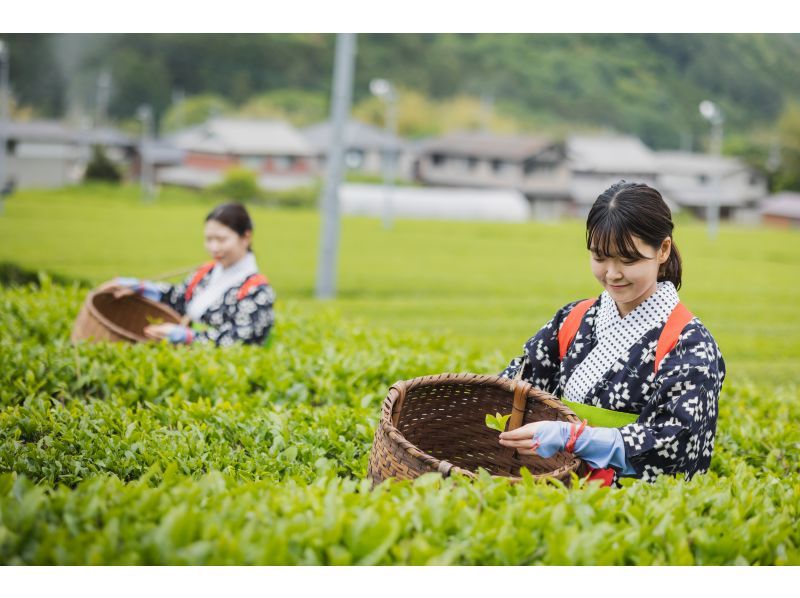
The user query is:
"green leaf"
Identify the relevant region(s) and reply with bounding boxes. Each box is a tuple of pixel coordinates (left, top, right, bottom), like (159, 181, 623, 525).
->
(485, 412, 512, 432)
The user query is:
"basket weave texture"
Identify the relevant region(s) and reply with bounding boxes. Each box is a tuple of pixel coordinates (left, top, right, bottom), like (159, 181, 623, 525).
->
(71, 289, 182, 344)
(368, 373, 584, 485)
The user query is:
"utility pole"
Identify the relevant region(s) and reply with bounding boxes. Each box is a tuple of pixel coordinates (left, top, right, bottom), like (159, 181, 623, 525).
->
(699, 100, 724, 240)
(0, 40, 10, 216)
(370, 78, 397, 230)
(315, 33, 357, 300)
(95, 69, 112, 129)
(136, 104, 155, 201)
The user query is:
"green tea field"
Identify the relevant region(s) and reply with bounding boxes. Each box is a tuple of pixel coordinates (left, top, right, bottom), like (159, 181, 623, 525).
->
(0, 185, 798, 564)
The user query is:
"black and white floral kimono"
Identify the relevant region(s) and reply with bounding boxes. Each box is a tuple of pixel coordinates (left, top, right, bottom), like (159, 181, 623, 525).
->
(500, 282, 725, 482)
(156, 253, 276, 347)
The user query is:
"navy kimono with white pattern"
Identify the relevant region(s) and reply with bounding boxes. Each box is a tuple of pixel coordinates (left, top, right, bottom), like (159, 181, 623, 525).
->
(158, 269, 276, 347)
(500, 297, 726, 482)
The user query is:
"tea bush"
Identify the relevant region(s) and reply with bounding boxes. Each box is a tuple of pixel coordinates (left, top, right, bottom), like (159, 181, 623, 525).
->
(1, 281, 798, 564)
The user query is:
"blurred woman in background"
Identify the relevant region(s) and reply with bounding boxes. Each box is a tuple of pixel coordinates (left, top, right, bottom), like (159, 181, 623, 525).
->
(101, 202, 275, 347)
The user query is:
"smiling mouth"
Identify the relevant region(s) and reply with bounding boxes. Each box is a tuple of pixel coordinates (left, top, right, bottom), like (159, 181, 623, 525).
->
(608, 283, 630, 288)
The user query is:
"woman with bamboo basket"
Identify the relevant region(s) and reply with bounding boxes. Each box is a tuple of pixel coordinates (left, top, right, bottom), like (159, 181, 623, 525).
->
(99, 202, 275, 347)
(498, 181, 725, 485)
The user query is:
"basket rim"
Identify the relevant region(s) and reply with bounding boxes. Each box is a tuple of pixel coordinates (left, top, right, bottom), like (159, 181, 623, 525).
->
(86, 289, 182, 343)
(379, 372, 583, 482)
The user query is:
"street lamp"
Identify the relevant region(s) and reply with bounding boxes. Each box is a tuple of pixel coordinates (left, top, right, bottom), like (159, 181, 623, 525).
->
(699, 100, 724, 239)
(370, 78, 398, 230)
(0, 40, 10, 215)
(136, 104, 154, 201)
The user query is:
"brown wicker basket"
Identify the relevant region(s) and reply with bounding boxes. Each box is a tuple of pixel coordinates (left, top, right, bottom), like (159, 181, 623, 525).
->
(71, 289, 182, 344)
(368, 373, 584, 485)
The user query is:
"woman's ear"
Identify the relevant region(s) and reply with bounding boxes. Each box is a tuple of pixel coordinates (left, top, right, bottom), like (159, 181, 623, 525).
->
(659, 237, 672, 264)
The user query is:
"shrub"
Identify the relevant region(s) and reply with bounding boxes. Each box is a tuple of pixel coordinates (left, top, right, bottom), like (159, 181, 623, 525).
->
(209, 167, 261, 202)
(83, 146, 122, 184)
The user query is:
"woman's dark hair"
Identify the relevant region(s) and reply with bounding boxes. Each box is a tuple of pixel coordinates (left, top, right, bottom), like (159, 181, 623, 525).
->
(586, 181, 682, 290)
(205, 202, 254, 251)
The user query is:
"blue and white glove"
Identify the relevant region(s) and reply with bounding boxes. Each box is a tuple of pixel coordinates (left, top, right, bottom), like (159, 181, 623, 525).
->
(507, 420, 636, 474)
(165, 324, 194, 345)
(115, 277, 163, 302)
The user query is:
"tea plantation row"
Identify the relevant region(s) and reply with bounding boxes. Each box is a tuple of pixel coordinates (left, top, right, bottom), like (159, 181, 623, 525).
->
(1, 281, 798, 564)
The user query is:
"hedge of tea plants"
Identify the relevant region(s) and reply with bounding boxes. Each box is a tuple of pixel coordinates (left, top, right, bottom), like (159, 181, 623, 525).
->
(1, 279, 798, 565)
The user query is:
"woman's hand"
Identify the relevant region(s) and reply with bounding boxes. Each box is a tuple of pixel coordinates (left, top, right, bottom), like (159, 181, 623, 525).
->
(98, 279, 135, 299)
(499, 420, 570, 458)
(144, 323, 193, 344)
(143, 323, 176, 341)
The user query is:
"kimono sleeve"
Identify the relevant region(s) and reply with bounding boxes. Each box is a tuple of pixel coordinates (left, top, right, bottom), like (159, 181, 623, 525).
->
(498, 301, 579, 394)
(156, 276, 191, 316)
(618, 324, 726, 482)
(193, 285, 276, 347)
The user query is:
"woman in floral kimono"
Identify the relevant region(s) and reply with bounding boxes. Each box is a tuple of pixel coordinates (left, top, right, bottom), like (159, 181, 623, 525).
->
(101, 202, 275, 347)
(498, 181, 725, 484)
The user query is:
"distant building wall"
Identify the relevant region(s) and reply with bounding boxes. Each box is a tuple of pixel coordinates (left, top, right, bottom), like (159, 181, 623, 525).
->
(762, 214, 800, 228)
(185, 152, 238, 170)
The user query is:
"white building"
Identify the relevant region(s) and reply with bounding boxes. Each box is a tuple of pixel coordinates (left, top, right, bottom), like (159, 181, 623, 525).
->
(3, 121, 132, 189)
(654, 151, 767, 224)
(303, 119, 414, 181)
(566, 134, 661, 217)
(415, 131, 571, 220)
(339, 183, 531, 222)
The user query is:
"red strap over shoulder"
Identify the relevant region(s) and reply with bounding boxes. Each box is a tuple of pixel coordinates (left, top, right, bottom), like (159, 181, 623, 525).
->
(236, 273, 270, 300)
(558, 298, 597, 361)
(184, 261, 216, 302)
(654, 302, 694, 374)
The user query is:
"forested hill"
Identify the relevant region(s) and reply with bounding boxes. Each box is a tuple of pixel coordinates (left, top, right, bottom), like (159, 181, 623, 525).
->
(6, 33, 800, 149)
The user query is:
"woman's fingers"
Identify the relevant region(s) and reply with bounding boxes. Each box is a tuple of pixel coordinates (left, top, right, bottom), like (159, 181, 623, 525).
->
(143, 324, 165, 340)
(498, 438, 538, 449)
(499, 422, 541, 441)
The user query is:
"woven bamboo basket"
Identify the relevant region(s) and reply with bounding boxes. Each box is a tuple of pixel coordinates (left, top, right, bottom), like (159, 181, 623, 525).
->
(368, 373, 585, 485)
(70, 289, 182, 344)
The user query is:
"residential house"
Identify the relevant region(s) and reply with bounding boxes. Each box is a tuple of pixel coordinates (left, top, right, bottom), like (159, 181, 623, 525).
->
(414, 132, 571, 219)
(158, 118, 316, 190)
(2, 120, 133, 189)
(302, 119, 414, 180)
(759, 191, 800, 228)
(566, 134, 661, 217)
(654, 151, 767, 224)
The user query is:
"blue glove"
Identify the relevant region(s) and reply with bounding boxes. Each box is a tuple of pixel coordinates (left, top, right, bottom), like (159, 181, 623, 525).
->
(531, 420, 635, 475)
(166, 324, 194, 345)
(115, 277, 162, 302)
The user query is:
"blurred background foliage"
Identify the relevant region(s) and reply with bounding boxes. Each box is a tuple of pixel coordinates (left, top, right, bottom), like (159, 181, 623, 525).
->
(5, 33, 800, 189)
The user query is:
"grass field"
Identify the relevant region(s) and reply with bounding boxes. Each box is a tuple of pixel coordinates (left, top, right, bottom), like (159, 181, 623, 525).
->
(1, 184, 798, 384)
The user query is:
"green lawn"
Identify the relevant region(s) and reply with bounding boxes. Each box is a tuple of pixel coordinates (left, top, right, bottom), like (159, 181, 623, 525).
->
(1, 184, 799, 384)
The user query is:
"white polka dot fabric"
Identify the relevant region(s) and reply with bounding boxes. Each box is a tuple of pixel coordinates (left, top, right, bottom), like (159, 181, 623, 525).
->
(564, 282, 680, 403)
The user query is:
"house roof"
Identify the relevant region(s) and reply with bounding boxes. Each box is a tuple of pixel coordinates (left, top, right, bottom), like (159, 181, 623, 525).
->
(655, 151, 750, 177)
(302, 119, 409, 153)
(760, 192, 800, 219)
(168, 118, 314, 157)
(418, 132, 556, 161)
(567, 134, 657, 173)
(5, 120, 133, 146)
